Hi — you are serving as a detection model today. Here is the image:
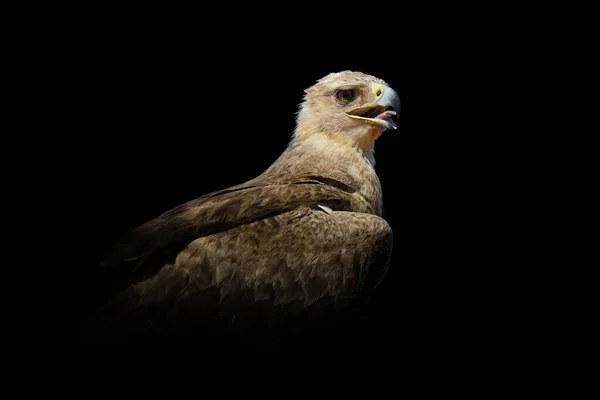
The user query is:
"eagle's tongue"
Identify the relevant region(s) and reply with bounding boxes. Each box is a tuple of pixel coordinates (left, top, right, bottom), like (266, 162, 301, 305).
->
(376, 111, 396, 120)
(376, 111, 398, 129)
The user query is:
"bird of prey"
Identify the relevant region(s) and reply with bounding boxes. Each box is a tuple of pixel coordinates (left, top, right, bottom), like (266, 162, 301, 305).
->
(82, 70, 400, 343)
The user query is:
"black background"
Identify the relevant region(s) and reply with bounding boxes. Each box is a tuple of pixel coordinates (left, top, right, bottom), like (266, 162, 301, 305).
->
(53, 9, 507, 354)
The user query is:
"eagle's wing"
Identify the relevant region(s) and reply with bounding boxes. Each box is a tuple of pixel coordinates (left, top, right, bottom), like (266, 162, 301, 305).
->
(87, 178, 392, 340)
(102, 177, 356, 268)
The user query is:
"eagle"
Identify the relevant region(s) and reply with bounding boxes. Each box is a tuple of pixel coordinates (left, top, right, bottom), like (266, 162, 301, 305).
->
(81, 71, 400, 344)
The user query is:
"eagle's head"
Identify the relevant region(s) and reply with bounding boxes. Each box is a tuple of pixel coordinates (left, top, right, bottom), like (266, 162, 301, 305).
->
(295, 71, 400, 148)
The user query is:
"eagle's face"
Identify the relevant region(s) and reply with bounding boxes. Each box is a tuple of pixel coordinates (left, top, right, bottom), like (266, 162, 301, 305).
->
(298, 71, 400, 143)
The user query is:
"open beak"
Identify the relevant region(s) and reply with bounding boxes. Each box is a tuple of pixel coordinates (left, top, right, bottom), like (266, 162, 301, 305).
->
(346, 86, 401, 130)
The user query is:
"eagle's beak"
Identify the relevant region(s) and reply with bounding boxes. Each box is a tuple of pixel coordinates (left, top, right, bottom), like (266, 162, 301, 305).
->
(346, 85, 401, 130)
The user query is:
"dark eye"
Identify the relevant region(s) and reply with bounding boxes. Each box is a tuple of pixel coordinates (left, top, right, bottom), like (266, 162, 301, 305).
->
(336, 90, 355, 102)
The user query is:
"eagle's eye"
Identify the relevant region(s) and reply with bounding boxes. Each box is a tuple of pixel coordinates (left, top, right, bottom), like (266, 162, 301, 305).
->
(335, 90, 355, 102)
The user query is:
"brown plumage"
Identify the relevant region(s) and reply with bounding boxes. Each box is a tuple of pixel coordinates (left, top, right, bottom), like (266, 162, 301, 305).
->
(83, 71, 400, 342)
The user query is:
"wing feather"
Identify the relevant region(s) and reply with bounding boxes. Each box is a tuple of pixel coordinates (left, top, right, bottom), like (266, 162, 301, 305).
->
(86, 207, 392, 341)
(102, 178, 355, 268)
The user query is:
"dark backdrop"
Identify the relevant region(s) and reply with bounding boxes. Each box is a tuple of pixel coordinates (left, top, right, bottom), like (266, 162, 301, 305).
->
(58, 13, 486, 353)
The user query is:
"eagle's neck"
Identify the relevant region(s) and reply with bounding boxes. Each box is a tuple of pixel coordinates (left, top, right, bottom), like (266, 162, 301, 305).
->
(355, 133, 377, 166)
(292, 120, 383, 167)
(263, 131, 383, 215)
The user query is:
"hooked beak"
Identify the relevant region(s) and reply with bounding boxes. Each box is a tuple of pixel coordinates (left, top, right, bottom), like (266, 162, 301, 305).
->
(346, 85, 401, 130)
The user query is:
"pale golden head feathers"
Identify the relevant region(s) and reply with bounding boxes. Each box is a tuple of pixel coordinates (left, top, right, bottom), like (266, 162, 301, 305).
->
(295, 71, 399, 147)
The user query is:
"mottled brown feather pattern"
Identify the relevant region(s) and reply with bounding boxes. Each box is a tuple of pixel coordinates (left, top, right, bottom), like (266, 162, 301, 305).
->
(102, 181, 357, 267)
(83, 71, 397, 342)
(90, 207, 391, 338)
